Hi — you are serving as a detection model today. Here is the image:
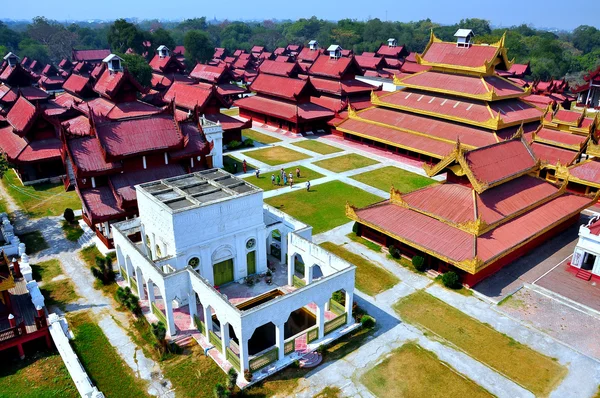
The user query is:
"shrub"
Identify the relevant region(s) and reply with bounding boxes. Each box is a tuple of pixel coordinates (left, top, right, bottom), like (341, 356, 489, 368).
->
(116, 286, 142, 316)
(227, 368, 238, 391)
(360, 315, 376, 329)
(412, 256, 426, 272)
(388, 245, 400, 259)
(227, 140, 241, 150)
(91, 255, 115, 285)
(331, 290, 345, 305)
(244, 370, 253, 382)
(214, 382, 229, 398)
(442, 271, 461, 289)
(63, 208, 75, 223)
(242, 138, 254, 147)
(352, 222, 360, 234)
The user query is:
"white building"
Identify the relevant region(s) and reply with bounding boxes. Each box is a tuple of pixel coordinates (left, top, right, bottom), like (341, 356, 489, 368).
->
(112, 169, 357, 381)
(571, 216, 600, 280)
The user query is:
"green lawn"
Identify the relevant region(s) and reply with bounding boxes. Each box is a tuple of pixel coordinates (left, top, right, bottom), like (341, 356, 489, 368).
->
(2, 169, 81, 218)
(221, 107, 239, 117)
(291, 140, 343, 155)
(361, 343, 493, 398)
(245, 146, 310, 166)
(265, 181, 381, 234)
(346, 232, 382, 253)
(314, 387, 342, 398)
(69, 312, 148, 397)
(21, 231, 49, 254)
(244, 165, 324, 191)
(351, 166, 436, 193)
(32, 259, 63, 282)
(242, 129, 282, 144)
(62, 217, 84, 242)
(320, 242, 399, 296)
(393, 291, 567, 397)
(223, 155, 256, 174)
(0, 350, 78, 397)
(41, 279, 80, 311)
(313, 153, 378, 173)
(0, 197, 8, 214)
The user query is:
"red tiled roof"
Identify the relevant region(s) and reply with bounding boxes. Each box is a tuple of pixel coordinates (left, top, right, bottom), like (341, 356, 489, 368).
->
(7, 96, 36, 135)
(0, 134, 62, 163)
(354, 55, 385, 70)
(80, 186, 125, 221)
(297, 48, 322, 63)
(530, 142, 578, 166)
(235, 95, 333, 122)
(173, 46, 185, 56)
(310, 77, 374, 95)
(63, 73, 91, 96)
(0, 86, 49, 104)
(251, 46, 264, 53)
(106, 101, 160, 120)
(249, 74, 311, 100)
(148, 55, 184, 73)
(151, 73, 193, 89)
(169, 122, 209, 160)
(110, 164, 186, 203)
(95, 114, 183, 159)
(94, 69, 143, 100)
(42, 101, 68, 117)
(309, 54, 360, 79)
(232, 58, 250, 70)
(422, 42, 500, 69)
(357, 107, 497, 148)
(550, 109, 582, 124)
(213, 48, 226, 59)
(569, 161, 600, 185)
(163, 83, 224, 111)
(54, 92, 82, 108)
(258, 60, 302, 77)
(535, 127, 587, 147)
(62, 115, 91, 137)
(400, 62, 431, 74)
(189, 64, 228, 83)
(376, 44, 408, 58)
(205, 113, 251, 131)
(216, 83, 246, 96)
(463, 140, 536, 185)
(72, 49, 111, 62)
(275, 55, 290, 63)
(0, 126, 27, 160)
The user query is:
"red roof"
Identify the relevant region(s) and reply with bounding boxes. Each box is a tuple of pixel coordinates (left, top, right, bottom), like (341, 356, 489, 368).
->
(297, 48, 322, 63)
(94, 69, 143, 100)
(309, 54, 362, 79)
(110, 164, 186, 204)
(275, 55, 290, 63)
(464, 140, 536, 185)
(530, 142, 578, 166)
(163, 83, 224, 111)
(400, 62, 431, 74)
(151, 73, 193, 89)
(310, 77, 374, 95)
(258, 60, 302, 77)
(17, 138, 63, 163)
(216, 83, 246, 96)
(62, 115, 91, 137)
(251, 46, 264, 54)
(68, 135, 121, 174)
(249, 74, 312, 101)
(205, 113, 251, 132)
(235, 95, 333, 122)
(173, 46, 185, 56)
(0, 86, 48, 104)
(535, 127, 587, 147)
(0, 126, 27, 160)
(148, 54, 185, 73)
(422, 42, 500, 69)
(189, 64, 229, 83)
(95, 114, 183, 159)
(80, 186, 126, 221)
(72, 49, 111, 62)
(232, 58, 251, 70)
(376, 44, 408, 59)
(169, 123, 209, 160)
(63, 73, 92, 96)
(569, 161, 600, 185)
(54, 92, 82, 108)
(354, 55, 386, 70)
(213, 48, 226, 59)
(7, 96, 36, 135)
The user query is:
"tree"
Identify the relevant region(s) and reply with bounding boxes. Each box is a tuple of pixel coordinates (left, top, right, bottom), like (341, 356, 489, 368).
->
(184, 30, 213, 64)
(120, 53, 152, 88)
(108, 19, 144, 54)
(152, 28, 176, 52)
(18, 38, 51, 65)
(63, 208, 75, 223)
(0, 153, 9, 179)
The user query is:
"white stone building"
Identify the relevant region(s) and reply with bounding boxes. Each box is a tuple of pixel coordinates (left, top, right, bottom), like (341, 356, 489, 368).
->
(112, 169, 357, 380)
(571, 216, 600, 280)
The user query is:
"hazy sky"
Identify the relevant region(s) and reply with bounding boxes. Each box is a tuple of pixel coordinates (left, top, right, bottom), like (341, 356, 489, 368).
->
(3, 0, 598, 31)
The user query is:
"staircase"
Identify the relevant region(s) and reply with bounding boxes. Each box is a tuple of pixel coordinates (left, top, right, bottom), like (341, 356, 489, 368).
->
(576, 268, 593, 281)
(426, 269, 441, 279)
(172, 334, 195, 347)
(77, 220, 96, 248)
(299, 351, 322, 368)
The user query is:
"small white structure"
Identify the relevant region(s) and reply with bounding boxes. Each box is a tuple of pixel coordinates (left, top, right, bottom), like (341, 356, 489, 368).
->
(113, 169, 357, 379)
(327, 45, 342, 59)
(571, 216, 600, 278)
(200, 115, 224, 168)
(308, 40, 319, 50)
(157, 45, 170, 58)
(102, 54, 123, 72)
(3, 52, 19, 67)
(454, 29, 474, 47)
(387, 38, 397, 47)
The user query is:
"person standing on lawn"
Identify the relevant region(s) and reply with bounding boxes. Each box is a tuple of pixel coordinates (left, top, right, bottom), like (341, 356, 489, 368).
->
(255, 169, 260, 178)
(290, 176, 294, 188)
(283, 173, 288, 185)
(296, 167, 300, 178)
(242, 159, 247, 173)
(306, 180, 311, 191)
(288, 172, 293, 182)
(271, 174, 275, 185)
(276, 174, 281, 186)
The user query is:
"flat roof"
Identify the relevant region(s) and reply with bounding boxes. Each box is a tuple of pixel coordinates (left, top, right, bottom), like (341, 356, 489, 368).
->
(137, 168, 261, 212)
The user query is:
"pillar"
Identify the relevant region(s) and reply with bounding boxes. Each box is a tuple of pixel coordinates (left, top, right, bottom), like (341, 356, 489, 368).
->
(345, 290, 354, 326)
(147, 280, 155, 304)
(239, 335, 250, 374)
(17, 343, 24, 359)
(136, 273, 145, 300)
(12, 258, 21, 278)
(221, 322, 230, 354)
(188, 292, 197, 328)
(8, 313, 15, 328)
(275, 322, 285, 361)
(317, 302, 325, 339)
(164, 297, 176, 336)
(280, 235, 287, 264)
(203, 305, 213, 339)
(305, 265, 313, 285)
(287, 254, 294, 286)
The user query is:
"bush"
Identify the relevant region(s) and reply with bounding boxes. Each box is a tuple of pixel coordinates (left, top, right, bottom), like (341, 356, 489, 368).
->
(360, 315, 376, 329)
(412, 256, 426, 272)
(214, 382, 229, 398)
(331, 290, 345, 305)
(242, 138, 254, 147)
(441, 271, 461, 289)
(352, 222, 360, 234)
(116, 286, 142, 316)
(63, 208, 75, 223)
(227, 368, 238, 391)
(91, 255, 115, 285)
(227, 140, 241, 150)
(244, 370, 253, 382)
(388, 245, 400, 259)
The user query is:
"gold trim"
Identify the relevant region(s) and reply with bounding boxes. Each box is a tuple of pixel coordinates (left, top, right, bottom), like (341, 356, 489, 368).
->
(390, 186, 408, 207)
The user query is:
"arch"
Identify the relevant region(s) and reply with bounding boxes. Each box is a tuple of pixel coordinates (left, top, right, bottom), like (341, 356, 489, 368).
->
(292, 253, 305, 277)
(310, 264, 324, 280)
(212, 245, 235, 263)
(116, 245, 125, 268)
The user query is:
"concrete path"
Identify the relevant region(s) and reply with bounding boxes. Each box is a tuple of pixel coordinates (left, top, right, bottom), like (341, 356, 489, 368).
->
(0, 181, 174, 397)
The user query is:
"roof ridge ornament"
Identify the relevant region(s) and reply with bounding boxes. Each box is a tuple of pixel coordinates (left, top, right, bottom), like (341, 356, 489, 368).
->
(347, 102, 357, 118)
(390, 186, 408, 207)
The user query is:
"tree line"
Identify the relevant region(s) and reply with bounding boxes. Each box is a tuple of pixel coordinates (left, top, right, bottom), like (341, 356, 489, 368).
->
(1, 16, 600, 82)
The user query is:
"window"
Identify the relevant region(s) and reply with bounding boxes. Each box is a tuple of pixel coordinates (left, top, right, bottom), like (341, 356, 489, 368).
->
(246, 238, 256, 249)
(188, 257, 200, 268)
(156, 245, 162, 258)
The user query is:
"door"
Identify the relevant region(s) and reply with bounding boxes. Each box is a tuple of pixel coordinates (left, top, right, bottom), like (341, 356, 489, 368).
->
(213, 259, 234, 286)
(247, 251, 256, 276)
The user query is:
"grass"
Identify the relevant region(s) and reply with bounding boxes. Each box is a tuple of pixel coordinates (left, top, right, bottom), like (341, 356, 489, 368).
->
(41, 278, 80, 311)
(351, 166, 435, 193)
(69, 312, 148, 398)
(313, 153, 378, 173)
(62, 216, 84, 242)
(433, 275, 473, 296)
(221, 107, 239, 117)
(80, 246, 118, 296)
(245, 146, 310, 166)
(161, 346, 226, 397)
(242, 129, 282, 144)
(0, 197, 8, 214)
(244, 165, 324, 191)
(265, 180, 381, 234)
(246, 325, 373, 397)
(0, 350, 78, 397)
(1, 169, 81, 218)
(313, 386, 342, 398)
(31, 259, 62, 282)
(361, 343, 493, 398)
(20, 231, 49, 254)
(393, 291, 567, 397)
(291, 140, 343, 155)
(223, 154, 256, 174)
(346, 232, 382, 253)
(320, 242, 399, 296)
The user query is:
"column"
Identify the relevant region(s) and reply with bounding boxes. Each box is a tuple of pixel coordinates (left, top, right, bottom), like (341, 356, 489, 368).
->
(345, 290, 354, 326)
(280, 235, 287, 264)
(317, 302, 325, 339)
(164, 297, 176, 336)
(305, 265, 313, 285)
(136, 274, 145, 300)
(188, 292, 197, 328)
(239, 336, 250, 374)
(147, 280, 155, 304)
(221, 322, 230, 354)
(287, 253, 294, 286)
(275, 322, 285, 361)
(203, 305, 213, 339)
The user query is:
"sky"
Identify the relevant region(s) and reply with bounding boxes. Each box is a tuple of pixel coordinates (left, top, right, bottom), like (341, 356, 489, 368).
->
(3, 0, 598, 31)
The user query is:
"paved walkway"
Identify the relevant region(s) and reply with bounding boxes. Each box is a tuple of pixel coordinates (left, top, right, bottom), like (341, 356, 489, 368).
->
(0, 182, 174, 397)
